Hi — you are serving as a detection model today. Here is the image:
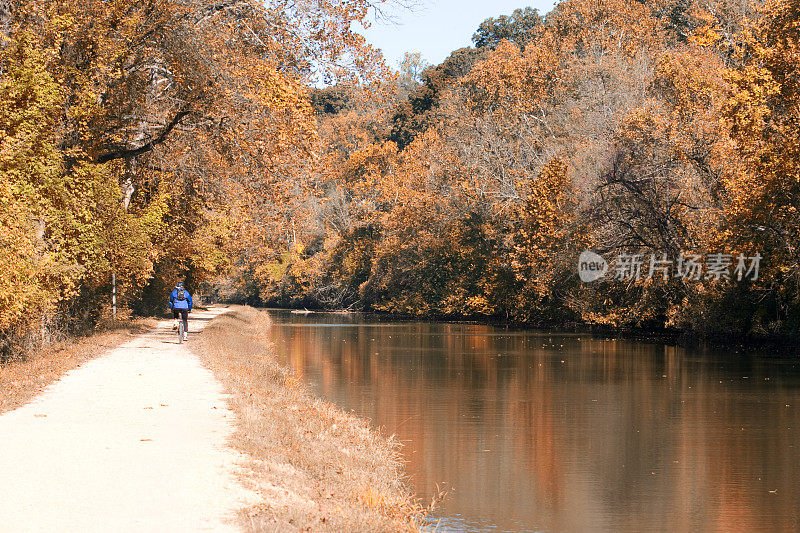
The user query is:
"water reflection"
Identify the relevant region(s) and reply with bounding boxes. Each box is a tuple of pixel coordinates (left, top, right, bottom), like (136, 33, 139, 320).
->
(268, 310, 800, 532)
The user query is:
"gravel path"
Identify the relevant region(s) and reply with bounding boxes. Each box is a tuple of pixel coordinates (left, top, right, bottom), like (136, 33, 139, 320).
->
(0, 307, 255, 532)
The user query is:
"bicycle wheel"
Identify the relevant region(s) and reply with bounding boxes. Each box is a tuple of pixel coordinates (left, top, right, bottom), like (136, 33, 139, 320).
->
(178, 318, 184, 344)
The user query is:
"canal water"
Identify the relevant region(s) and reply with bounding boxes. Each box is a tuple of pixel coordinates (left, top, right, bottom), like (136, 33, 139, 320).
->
(267, 310, 800, 532)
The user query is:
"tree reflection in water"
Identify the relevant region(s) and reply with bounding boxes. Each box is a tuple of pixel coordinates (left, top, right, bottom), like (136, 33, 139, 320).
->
(269, 310, 800, 533)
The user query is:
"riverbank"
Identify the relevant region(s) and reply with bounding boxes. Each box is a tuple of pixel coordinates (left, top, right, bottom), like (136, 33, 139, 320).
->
(0, 316, 156, 414)
(196, 305, 423, 531)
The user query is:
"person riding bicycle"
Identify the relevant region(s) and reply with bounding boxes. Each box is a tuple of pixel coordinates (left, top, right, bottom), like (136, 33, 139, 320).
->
(169, 281, 193, 341)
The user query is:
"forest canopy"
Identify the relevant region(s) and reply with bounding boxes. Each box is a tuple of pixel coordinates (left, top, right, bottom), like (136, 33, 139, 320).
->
(2, 0, 799, 359)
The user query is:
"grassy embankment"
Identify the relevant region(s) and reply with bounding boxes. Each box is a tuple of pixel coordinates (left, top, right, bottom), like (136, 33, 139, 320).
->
(0, 316, 156, 414)
(196, 305, 424, 532)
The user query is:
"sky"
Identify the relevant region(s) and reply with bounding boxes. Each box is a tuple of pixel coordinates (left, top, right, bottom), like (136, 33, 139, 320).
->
(357, 0, 558, 70)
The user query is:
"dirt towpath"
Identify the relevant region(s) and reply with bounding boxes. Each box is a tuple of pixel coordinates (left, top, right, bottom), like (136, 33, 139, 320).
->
(0, 307, 255, 532)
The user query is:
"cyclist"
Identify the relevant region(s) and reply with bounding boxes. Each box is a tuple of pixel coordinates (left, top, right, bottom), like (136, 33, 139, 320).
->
(169, 281, 193, 341)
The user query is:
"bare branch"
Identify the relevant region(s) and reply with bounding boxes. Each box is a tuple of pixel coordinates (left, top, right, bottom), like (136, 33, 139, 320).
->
(96, 109, 193, 164)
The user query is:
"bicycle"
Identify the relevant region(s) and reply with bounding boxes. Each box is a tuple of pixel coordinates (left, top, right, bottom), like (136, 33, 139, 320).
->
(170, 281, 192, 343)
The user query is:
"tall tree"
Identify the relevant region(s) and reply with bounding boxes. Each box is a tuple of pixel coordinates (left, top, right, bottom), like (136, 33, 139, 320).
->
(472, 7, 543, 50)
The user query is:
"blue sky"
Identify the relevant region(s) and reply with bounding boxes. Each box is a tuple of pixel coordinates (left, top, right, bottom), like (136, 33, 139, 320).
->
(357, 1, 558, 70)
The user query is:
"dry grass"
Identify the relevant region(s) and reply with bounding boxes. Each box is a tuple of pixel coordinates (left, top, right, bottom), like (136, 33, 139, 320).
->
(196, 305, 425, 532)
(0, 316, 157, 414)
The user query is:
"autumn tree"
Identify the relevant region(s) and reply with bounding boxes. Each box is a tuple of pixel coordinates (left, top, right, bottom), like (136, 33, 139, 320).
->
(511, 160, 584, 323)
(0, 0, 394, 354)
(388, 47, 483, 149)
(0, 31, 61, 358)
(472, 7, 543, 50)
(721, 0, 800, 334)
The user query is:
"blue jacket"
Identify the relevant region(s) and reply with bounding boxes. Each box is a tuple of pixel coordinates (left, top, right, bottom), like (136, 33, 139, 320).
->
(169, 288, 193, 311)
